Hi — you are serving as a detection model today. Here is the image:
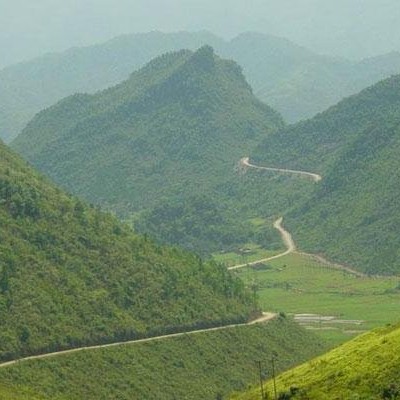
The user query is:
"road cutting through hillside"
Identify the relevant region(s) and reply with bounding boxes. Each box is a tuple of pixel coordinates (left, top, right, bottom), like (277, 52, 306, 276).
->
(241, 157, 322, 182)
(0, 158, 325, 369)
(0, 312, 277, 369)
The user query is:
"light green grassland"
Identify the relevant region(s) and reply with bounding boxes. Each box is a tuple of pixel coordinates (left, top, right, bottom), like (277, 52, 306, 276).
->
(235, 252, 400, 346)
(231, 323, 400, 400)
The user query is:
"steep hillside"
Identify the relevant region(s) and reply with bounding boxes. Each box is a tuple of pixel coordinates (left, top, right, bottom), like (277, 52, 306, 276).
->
(252, 75, 400, 275)
(3, 30, 400, 141)
(0, 318, 326, 400)
(232, 322, 400, 400)
(12, 46, 284, 255)
(0, 140, 254, 362)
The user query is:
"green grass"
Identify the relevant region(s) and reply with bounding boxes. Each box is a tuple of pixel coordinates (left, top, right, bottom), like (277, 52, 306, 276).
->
(236, 252, 400, 346)
(0, 318, 326, 400)
(213, 244, 281, 268)
(231, 322, 400, 400)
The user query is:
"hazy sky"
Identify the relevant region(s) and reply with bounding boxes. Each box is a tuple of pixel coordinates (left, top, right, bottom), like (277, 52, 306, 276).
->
(1, 0, 400, 68)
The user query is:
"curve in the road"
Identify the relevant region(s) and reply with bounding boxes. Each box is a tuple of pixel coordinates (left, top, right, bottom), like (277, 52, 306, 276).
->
(0, 313, 277, 369)
(241, 157, 322, 182)
(229, 218, 295, 270)
(0, 158, 321, 370)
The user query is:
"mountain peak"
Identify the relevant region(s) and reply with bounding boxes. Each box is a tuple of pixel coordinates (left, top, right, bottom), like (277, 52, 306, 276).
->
(187, 45, 216, 72)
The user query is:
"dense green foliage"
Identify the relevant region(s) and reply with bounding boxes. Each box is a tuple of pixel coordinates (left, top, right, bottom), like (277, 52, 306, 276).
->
(252, 74, 400, 275)
(0, 318, 326, 400)
(0, 140, 254, 361)
(232, 322, 400, 400)
(12, 46, 285, 254)
(3, 31, 400, 142)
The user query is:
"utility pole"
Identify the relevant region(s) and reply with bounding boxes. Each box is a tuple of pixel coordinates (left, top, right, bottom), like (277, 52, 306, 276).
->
(257, 360, 265, 399)
(271, 356, 277, 400)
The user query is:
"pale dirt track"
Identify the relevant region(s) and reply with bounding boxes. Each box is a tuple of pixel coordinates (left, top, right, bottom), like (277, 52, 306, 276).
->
(228, 218, 295, 270)
(241, 157, 322, 182)
(234, 158, 369, 278)
(0, 313, 277, 369)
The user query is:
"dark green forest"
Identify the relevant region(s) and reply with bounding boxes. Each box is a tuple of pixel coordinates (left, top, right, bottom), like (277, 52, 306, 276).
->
(0, 140, 255, 361)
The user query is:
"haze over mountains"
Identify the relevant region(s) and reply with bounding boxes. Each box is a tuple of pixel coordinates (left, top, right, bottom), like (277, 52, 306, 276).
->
(3, 0, 400, 68)
(3, 2, 400, 397)
(3, 31, 400, 142)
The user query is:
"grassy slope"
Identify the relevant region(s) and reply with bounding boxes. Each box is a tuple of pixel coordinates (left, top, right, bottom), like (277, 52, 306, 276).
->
(0, 140, 254, 361)
(252, 74, 400, 275)
(232, 323, 400, 400)
(0, 318, 326, 400)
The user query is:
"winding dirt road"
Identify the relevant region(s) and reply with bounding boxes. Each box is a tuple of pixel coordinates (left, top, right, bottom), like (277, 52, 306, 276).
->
(0, 157, 322, 370)
(0, 313, 277, 369)
(241, 157, 322, 182)
(228, 218, 295, 270)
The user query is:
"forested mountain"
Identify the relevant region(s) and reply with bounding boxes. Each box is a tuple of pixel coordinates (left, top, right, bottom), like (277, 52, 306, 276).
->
(3, 30, 400, 142)
(12, 46, 285, 255)
(252, 74, 400, 275)
(232, 322, 400, 400)
(0, 139, 254, 362)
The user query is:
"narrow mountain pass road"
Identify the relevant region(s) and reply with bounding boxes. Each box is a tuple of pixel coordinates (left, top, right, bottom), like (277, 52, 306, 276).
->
(241, 157, 322, 182)
(229, 157, 321, 270)
(229, 217, 295, 270)
(0, 313, 277, 369)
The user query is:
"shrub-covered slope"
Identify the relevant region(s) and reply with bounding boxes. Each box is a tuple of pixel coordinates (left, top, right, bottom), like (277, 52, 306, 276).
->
(232, 322, 400, 400)
(0, 318, 326, 400)
(0, 140, 253, 361)
(12, 46, 284, 254)
(252, 75, 400, 275)
(3, 30, 400, 142)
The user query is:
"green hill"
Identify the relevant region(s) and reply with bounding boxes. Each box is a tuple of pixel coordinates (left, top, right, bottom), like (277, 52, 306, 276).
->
(12, 46, 284, 255)
(231, 322, 400, 400)
(0, 317, 326, 400)
(252, 74, 400, 275)
(3, 30, 400, 142)
(0, 139, 254, 362)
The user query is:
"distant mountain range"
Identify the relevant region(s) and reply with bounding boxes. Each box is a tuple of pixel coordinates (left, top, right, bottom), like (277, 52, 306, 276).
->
(2, 30, 400, 142)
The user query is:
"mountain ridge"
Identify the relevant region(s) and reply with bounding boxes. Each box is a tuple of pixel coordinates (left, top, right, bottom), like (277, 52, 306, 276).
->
(3, 30, 400, 142)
